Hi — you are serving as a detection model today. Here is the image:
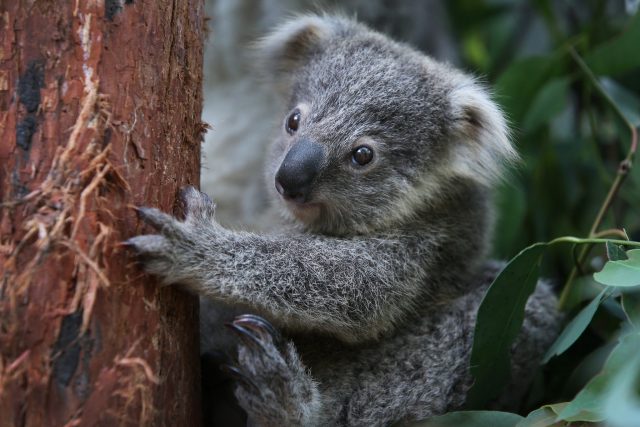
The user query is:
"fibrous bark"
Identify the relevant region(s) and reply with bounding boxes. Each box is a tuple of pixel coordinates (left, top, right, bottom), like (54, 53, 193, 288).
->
(0, 1, 204, 426)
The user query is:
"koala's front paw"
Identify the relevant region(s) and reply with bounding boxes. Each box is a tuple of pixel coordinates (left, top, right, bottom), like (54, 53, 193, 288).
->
(125, 186, 219, 287)
(223, 315, 321, 426)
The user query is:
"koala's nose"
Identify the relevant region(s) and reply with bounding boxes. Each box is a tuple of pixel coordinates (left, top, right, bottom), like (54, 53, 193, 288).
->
(275, 139, 324, 203)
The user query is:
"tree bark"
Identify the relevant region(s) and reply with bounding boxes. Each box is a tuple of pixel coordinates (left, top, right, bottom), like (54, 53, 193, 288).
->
(0, 1, 204, 426)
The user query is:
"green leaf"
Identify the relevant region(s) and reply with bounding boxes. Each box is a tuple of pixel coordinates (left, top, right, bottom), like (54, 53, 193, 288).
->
(607, 241, 630, 261)
(408, 411, 523, 427)
(586, 13, 640, 76)
(602, 339, 640, 427)
(466, 243, 547, 408)
(542, 289, 608, 363)
(559, 275, 604, 313)
(516, 406, 566, 427)
(557, 333, 640, 422)
(543, 402, 568, 416)
(594, 249, 640, 287)
(522, 78, 570, 132)
(600, 78, 640, 127)
(621, 292, 640, 328)
(564, 343, 617, 398)
(467, 238, 640, 409)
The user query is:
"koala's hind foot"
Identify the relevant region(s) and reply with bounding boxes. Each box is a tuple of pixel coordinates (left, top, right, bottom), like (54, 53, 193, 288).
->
(224, 315, 322, 427)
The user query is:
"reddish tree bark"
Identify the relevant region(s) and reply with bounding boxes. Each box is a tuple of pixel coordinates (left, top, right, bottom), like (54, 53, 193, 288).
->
(0, 1, 204, 426)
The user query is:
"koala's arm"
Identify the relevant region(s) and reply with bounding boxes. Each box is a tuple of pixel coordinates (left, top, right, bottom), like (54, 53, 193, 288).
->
(127, 188, 443, 342)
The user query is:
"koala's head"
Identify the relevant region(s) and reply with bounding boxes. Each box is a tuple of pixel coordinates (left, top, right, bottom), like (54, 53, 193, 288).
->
(259, 15, 516, 236)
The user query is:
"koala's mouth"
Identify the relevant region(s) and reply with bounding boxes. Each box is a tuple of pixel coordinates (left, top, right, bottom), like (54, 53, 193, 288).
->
(285, 199, 322, 222)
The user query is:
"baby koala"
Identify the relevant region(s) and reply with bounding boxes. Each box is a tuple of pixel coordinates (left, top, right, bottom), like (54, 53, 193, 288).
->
(127, 14, 560, 427)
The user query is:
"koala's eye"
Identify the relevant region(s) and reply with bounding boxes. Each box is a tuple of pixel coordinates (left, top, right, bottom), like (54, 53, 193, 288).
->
(352, 146, 374, 166)
(286, 110, 301, 134)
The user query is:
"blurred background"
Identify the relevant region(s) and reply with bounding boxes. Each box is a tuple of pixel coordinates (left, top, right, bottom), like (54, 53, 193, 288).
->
(200, 0, 640, 419)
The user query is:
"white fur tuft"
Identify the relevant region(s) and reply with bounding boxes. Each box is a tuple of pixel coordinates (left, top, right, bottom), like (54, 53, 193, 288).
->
(448, 77, 517, 186)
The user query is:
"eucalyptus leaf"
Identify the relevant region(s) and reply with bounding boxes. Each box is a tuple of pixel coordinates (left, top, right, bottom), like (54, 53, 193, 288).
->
(602, 342, 640, 427)
(542, 289, 609, 363)
(543, 403, 568, 416)
(621, 292, 640, 328)
(594, 249, 640, 287)
(559, 275, 604, 313)
(467, 238, 640, 409)
(557, 333, 640, 422)
(606, 241, 629, 261)
(466, 243, 547, 408)
(516, 406, 565, 427)
(408, 411, 523, 427)
(564, 343, 617, 399)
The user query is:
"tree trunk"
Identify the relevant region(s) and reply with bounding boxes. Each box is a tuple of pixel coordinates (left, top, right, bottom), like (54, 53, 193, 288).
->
(0, 1, 204, 426)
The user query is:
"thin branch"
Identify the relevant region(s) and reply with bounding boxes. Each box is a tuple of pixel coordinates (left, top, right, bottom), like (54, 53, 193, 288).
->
(592, 228, 631, 240)
(558, 47, 638, 310)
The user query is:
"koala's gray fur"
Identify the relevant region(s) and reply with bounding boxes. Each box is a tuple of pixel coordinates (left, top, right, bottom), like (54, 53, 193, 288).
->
(128, 14, 561, 426)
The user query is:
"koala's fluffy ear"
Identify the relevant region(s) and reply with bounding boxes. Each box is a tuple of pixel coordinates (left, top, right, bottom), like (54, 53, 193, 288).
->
(448, 78, 517, 186)
(256, 14, 345, 78)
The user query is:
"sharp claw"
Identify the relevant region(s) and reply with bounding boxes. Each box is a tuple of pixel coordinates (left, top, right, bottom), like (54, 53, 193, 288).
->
(136, 206, 156, 219)
(235, 314, 278, 336)
(122, 235, 168, 254)
(220, 364, 259, 393)
(234, 314, 283, 348)
(121, 237, 143, 252)
(225, 321, 269, 351)
(133, 206, 152, 218)
(120, 239, 135, 248)
(134, 206, 176, 230)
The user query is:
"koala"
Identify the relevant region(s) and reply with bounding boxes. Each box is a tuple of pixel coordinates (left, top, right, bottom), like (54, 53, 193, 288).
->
(127, 14, 561, 427)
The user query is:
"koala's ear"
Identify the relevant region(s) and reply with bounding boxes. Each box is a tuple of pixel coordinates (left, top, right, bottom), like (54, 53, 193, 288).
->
(256, 15, 343, 77)
(448, 79, 517, 186)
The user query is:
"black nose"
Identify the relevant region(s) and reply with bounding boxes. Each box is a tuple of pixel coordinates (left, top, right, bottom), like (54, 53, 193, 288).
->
(275, 139, 324, 203)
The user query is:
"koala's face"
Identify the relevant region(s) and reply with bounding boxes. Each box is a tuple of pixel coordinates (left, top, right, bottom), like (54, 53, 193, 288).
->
(263, 16, 514, 235)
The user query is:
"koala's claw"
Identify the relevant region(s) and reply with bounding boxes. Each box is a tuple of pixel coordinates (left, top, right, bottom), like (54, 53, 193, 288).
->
(235, 314, 282, 346)
(225, 322, 268, 351)
(123, 234, 169, 255)
(134, 206, 177, 230)
(220, 364, 260, 393)
(226, 315, 284, 353)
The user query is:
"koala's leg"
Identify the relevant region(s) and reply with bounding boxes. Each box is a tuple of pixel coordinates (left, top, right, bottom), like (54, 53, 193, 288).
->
(223, 315, 322, 427)
(298, 280, 561, 426)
